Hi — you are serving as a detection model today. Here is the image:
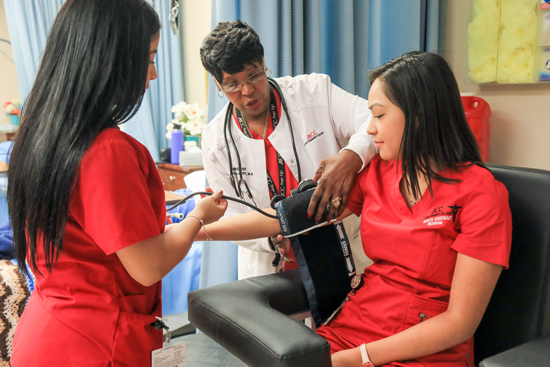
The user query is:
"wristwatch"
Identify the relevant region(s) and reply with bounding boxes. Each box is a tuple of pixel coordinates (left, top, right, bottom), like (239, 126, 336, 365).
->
(360, 343, 375, 367)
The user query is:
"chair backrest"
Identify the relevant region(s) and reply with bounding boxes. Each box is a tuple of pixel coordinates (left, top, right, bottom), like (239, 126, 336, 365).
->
(0, 260, 31, 363)
(474, 165, 550, 363)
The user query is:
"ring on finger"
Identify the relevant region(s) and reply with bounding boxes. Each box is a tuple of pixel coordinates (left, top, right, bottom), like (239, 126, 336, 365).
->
(332, 196, 342, 209)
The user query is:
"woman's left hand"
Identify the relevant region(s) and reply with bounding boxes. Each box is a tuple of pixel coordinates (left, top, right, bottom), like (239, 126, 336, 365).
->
(269, 234, 293, 263)
(331, 347, 363, 367)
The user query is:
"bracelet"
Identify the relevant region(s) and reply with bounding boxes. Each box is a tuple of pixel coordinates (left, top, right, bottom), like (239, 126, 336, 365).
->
(187, 215, 212, 241)
(360, 343, 374, 367)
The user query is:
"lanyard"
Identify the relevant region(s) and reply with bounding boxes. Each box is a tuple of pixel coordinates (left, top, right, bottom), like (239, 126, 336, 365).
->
(235, 87, 286, 198)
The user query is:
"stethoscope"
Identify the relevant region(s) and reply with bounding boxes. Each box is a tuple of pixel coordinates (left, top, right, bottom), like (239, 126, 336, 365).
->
(223, 77, 302, 207)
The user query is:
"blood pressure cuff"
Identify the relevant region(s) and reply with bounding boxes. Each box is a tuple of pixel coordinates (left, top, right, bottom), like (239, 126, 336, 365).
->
(274, 189, 356, 327)
(274, 187, 330, 238)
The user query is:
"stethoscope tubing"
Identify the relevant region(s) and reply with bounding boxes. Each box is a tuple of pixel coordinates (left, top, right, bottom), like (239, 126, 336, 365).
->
(223, 77, 302, 204)
(166, 191, 278, 219)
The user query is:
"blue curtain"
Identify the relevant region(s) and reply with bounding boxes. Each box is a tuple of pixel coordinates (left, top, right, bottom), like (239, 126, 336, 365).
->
(3, 0, 65, 99)
(3, 0, 184, 161)
(208, 0, 446, 119)
(124, 0, 185, 161)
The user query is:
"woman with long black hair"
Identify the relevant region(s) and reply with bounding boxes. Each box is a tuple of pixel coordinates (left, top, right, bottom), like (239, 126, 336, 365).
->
(8, 1, 226, 365)
(194, 52, 512, 366)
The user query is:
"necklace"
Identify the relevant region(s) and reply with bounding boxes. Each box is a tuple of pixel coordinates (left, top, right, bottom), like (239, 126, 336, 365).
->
(238, 107, 270, 139)
(262, 108, 270, 139)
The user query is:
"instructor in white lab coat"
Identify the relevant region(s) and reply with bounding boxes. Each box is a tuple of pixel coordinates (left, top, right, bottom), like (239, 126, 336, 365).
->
(200, 20, 376, 279)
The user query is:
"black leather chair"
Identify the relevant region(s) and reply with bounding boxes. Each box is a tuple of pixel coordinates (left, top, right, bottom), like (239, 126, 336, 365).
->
(188, 164, 550, 367)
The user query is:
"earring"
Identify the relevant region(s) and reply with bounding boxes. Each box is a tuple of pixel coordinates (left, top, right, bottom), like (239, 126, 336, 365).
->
(217, 90, 224, 98)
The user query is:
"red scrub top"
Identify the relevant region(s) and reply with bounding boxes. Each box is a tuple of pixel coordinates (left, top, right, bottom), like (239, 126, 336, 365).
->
(12, 128, 166, 367)
(234, 90, 299, 271)
(317, 155, 512, 366)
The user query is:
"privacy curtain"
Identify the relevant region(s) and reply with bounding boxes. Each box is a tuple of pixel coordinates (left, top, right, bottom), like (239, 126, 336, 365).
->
(204, 0, 447, 286)
(208, 0, 446, 119)
(3, 0, 184, 161)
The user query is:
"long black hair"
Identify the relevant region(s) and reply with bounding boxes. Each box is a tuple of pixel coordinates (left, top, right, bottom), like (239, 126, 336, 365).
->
(8, 0, 160, 278)
(369, 51, 485, 199)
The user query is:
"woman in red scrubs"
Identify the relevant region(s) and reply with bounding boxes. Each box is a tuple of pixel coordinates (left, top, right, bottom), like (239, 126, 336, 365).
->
(7, 1, 227, 366)
(194, 52, 512, 366)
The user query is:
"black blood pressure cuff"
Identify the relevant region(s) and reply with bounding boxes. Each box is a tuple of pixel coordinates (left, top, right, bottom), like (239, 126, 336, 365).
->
(274, 187, 331, 238)
(274, 189, 356, 327)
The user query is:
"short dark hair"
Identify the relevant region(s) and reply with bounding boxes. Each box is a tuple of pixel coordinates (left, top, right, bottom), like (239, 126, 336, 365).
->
(8, 0, 160, 278)
(200, 20, 264, 83)
(369, 51, 485, 199)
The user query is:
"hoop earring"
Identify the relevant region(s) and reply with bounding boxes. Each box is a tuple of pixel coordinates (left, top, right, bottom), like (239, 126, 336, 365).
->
(266, 69, 272, 78)
(217, 90, 224, 98)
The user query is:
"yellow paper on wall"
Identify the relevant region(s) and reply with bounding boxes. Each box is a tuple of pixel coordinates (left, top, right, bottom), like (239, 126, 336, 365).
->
(496, 0, 537, 83)
(468, 0, 502, 83)
(467, 0, 537, 84)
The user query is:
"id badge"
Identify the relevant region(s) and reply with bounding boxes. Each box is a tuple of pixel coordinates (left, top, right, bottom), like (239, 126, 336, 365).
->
(152, 341, 186, 367)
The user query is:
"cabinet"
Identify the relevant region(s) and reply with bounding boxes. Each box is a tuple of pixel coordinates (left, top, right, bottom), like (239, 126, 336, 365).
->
(156, 163, 203, 191)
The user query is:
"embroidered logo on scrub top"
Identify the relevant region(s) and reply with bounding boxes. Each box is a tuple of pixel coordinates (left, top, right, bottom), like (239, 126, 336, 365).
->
(423, 204, 462, 227)
(304, 130, 325, 146)
(448, 204, 462, 223)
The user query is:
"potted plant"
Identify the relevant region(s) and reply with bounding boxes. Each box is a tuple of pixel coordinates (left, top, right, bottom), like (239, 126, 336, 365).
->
(4, 98, 21, 126)
(166, 102, 207, 164)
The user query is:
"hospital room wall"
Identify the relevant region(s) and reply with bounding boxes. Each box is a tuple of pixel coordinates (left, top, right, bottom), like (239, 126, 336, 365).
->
(445, 1, 550, 171)
(0, 1, 547, 170)
(181, 0, 211, 113)
(180, 1, 549, 170)
(0, 0, 20, 126)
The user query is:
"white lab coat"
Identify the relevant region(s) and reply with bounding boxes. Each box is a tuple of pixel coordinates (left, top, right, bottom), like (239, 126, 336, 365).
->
(201, 73, 376, 279)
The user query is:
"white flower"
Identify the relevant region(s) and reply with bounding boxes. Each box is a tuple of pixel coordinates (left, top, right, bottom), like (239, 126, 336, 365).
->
(11, 98, 20, 106)
(169, 101, 207, 137)
(171, 102, 188, 120)
(171, 101, 187, 114)
(183, 103, 205, 119)
(185, 116, 206, 135)
(5, 104, 15, 114)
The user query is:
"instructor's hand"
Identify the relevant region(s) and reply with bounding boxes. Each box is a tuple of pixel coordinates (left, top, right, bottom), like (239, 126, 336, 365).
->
(308, 150, 362, 223)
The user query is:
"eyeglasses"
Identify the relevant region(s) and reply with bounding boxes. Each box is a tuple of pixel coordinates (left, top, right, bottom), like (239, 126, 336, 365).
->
(218, 68, 272, 96)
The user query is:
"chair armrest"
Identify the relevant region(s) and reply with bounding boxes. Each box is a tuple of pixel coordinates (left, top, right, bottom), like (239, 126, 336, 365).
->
(479, 334, 550, 367)
(188, 269, 332, 367)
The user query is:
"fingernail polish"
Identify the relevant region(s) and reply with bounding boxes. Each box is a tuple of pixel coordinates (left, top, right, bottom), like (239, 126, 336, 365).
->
(307, 211, 312, 219)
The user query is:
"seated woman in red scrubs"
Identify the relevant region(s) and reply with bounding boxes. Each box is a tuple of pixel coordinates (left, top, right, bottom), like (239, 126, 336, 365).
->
(7, 1, 227, 366)
(194, 51, 512, 366)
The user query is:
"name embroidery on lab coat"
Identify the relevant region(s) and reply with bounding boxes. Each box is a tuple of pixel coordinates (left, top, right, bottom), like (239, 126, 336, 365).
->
(232, 167, 254, 176)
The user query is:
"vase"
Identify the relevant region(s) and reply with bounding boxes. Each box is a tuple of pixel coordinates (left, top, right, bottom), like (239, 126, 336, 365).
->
(170, 129, 184, 164)
(10, 115, 20, 126)
(185, 134, 200, 148)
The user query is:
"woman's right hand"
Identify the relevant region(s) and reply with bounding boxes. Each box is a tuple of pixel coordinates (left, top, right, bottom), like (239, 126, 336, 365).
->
(189, 189, 228, 224)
